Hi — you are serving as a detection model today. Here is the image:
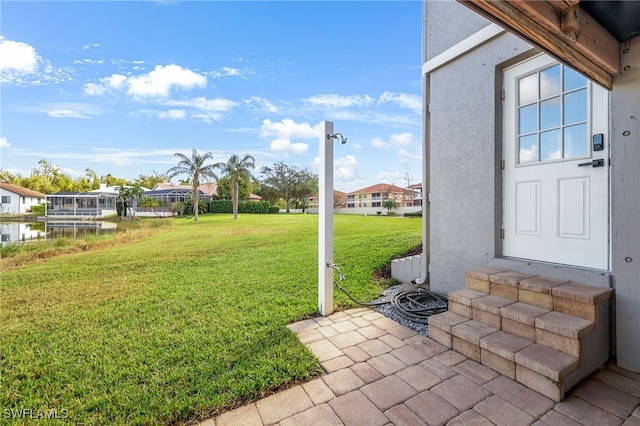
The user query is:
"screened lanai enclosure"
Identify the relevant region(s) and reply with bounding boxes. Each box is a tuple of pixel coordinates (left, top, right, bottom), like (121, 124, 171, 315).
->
(138, 188, 210, 215)
(46, 191, 118, 218)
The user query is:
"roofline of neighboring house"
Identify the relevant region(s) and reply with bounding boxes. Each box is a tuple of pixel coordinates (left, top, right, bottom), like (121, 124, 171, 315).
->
(0, 182, 46, 199)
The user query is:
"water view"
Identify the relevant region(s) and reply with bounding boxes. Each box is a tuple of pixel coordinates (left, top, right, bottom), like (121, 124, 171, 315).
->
(0, 221, 117, 247)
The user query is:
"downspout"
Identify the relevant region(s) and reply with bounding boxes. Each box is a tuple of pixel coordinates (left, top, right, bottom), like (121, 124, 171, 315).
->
(413, 2, 431, 286)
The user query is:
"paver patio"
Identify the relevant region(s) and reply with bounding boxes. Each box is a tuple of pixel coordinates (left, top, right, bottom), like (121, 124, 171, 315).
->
(199, 308, 640, 426)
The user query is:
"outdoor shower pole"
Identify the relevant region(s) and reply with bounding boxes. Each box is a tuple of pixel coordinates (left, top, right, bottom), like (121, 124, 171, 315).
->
(318, 120, 334, 316)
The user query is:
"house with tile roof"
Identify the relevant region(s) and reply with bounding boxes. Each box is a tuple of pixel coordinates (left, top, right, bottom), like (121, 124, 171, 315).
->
(0, 182, 46, 214)
(346, 183, 412, 209)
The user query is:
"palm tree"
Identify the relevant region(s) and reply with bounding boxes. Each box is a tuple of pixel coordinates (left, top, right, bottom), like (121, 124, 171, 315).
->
(215, 154, 256, 219)
(167, 149, 218, 221)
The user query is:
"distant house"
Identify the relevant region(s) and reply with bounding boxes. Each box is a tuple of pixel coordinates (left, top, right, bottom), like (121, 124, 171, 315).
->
(308, 190, 346, 209)
(0, 182, 46, 214)
(346, 183, 411, 208)
(407, 182, 422, 207)
(46, 184, 151, 218)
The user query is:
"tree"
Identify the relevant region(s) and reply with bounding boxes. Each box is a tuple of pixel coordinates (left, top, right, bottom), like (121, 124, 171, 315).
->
(260, 162, 318, 213)
(116, 184, 144, 219)
(382, 198, 398, 213)
(215, 154, 256, 220)
(134, 171, 168, 190)
(216, 176, 250, 201)
(166, 149, 218, 221)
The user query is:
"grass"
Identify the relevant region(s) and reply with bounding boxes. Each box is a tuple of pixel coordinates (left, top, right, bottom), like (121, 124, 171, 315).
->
(0, 214, 421, 425)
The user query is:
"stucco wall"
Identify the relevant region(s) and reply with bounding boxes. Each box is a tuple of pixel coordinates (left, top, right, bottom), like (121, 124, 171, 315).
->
(424, 0, 490, 62)
(425, 1, 532, 294)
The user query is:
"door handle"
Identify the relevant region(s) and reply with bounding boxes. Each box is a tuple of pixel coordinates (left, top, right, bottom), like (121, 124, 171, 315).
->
(578, 159, 604, 168)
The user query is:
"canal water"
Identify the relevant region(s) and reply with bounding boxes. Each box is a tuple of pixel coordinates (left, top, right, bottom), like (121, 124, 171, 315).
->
(0, 221, 117, 247)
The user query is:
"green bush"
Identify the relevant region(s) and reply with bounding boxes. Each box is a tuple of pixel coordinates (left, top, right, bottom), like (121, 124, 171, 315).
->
(30, 204, 46, 215)
(210, 200, 271, 214)
(269, 206, 280, 214)
(403, 211, 422, 217)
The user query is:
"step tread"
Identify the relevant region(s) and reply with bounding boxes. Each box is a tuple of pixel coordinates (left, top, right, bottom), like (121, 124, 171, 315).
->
(490, 271, 535, 287)
(515, 343, 579, 381)
(451, 320, 498, 345)
(448, 288, 486, 306)
(500, 302, 550, 326)
(535, 311, 595, 339)
(480, 330, 533, 361)
(471, 294, 516, 314)
(466, 267, 508, 280)
(428, 311, 468, 332)
(519, 276, 570, 294)
(552, 282, 613, 304)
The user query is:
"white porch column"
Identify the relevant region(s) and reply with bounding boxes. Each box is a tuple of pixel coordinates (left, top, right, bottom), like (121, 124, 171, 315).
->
(318, 121, 334, 316)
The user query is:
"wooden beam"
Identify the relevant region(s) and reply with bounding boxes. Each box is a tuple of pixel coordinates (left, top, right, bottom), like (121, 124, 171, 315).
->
(560, 4, 579, 36)
(459, 0, 619, 89)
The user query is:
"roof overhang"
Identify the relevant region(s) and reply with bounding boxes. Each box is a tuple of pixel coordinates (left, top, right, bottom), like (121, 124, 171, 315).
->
(458, 0, 640, 90)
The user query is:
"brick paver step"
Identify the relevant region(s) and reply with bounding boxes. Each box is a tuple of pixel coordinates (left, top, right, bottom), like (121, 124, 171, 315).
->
(480, 330, 533, 361)
(535, 311, 595, 339)
(451, 320, 498, 345)
(471, 294, 516, 329)
(515, 343, 579, 382)
(428, 311, 468, 333)
(500, 302, 550, 325)
(471, 294, 515, 315)
(466, 267, 507, 293)
(448, 289, 486, 306)
(552, 282, 614, 305)
(517, 276, 570, 309)
(489, 271, 535, 300)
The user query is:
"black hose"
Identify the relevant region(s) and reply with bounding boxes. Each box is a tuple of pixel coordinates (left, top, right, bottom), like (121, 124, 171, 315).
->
(334, 280, 448, 323)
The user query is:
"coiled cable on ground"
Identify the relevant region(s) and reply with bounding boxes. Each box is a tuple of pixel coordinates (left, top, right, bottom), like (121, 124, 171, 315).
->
(334, 280, 448, 324)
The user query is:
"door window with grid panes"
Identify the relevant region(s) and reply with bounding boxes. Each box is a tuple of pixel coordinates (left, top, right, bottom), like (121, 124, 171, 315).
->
(518, 64, 589, 165)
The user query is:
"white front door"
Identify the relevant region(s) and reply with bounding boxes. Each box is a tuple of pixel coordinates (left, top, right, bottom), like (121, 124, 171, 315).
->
(503, 54, 609, 270)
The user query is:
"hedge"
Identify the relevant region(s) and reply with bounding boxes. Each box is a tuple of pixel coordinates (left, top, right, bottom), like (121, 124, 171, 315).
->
(209, 200, 271, 214)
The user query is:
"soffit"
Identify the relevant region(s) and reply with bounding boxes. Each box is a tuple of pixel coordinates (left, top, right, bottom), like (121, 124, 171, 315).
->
(458, 0, 640, 90)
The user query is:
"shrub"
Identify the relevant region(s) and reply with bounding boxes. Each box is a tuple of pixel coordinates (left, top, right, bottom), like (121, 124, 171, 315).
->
(403, 211, 422, 217)
(269, 206, 280, 214)
(210, 200, 271, 214)
(30, 204, 46, 215)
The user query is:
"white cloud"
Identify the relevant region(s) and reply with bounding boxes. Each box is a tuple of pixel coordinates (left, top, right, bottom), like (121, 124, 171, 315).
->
(303, 94, 375, 108)
(379, 92, 422, 114)
(165, 97, 238, 123)
(371, 137, 389, 149)
(260, 118, 319, 139)
(158, 109, 186, 120)
(127, 64, 206, 97)
(244, 96, 280, 113)
(372, 132, 416, 150)
(0, 37, 39, 74)
(390, 132, 414, 147)
(261, 119, 318, 156)
(334, 155, 360, 180)
(0, 137, 10, 149)
(42, 103, 102, 119)
(270, 138, 309, 155)
(84, 64, 206, 98)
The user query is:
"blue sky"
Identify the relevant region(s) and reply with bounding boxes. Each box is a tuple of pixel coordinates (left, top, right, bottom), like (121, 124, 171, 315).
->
(0, 1, 423, 192)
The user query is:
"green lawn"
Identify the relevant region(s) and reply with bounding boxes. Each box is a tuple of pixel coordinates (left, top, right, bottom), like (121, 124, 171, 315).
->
(0, 214, 421, 425)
